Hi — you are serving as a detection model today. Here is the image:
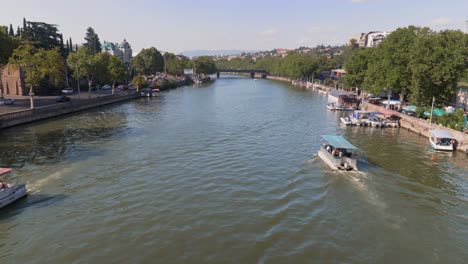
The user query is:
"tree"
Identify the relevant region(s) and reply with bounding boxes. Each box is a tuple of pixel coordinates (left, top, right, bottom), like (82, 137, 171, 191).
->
(409, 29, 468, 106)
(343, 48, 374, 90)
(9, 24, 14, 36)
(8, 44, 50, 108)
(192, 56, 216, 75)
(0, 26, 19, 64)
(164, 52, 190, 76)
(21, 21, 62, 50)
(41, 48, 66, 88)
(69, 37, 73, 52)
(83, 27, 102, 54)
(132, 75, 146, 91)
(132, 47, 164, 75)
(108, 56, 126, 94)
(67, 47, 101, 99)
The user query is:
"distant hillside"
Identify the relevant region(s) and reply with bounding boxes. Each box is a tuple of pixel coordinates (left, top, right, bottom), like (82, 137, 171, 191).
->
(181, 50, 258, 58)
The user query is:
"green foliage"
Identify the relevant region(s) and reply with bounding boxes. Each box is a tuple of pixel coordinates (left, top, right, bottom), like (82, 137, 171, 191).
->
(0, 26, 19, 65)
(132, 75, 146, 90)
(433, 109, 466, 131)
(192, 56, 216, 74)
(67, 47, 106, 97)
(41, 48, 66, 87)
(132, 47, 164, 75)
(415, 106, 428, 118)
(343, 48, 374, 89)
(409, 29, 468, 106)
(83, 27, 102, 54)
(108, 56, 126, 86)
(22, 20, 62, 50)
(154, 78, 176, 90)
(8, 44, 64, 91)
(164, 53, 190, 75)
(345, 26, 468, 107)
(281, 52, 320, 79)
(323, 78, 333, 86)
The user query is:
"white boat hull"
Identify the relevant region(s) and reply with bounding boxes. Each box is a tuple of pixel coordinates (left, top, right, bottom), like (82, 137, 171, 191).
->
(0, 184, 27, 209)
(317, 148, 358, 171)
(429, 138, 454, 151)
(340, 117, 355, 126)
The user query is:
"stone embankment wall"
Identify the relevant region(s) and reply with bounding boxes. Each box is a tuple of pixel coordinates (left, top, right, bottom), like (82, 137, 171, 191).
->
(366, 103, 468, 153)
(266, 76, 291, 82)
(0, 92, 139, 129)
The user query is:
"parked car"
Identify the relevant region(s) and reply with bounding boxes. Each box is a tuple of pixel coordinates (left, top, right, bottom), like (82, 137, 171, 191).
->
(117, 84, 128, 90)
(399, 109, 416, 117)
(61, 87, 74, 94)
(56, 95, 71, 103)
(0, 98, 15, 105)
(101, 84, 112, 90)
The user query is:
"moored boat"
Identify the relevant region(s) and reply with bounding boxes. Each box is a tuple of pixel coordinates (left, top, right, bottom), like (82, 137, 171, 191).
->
(0, 168, 27, 209)
(340, 116, 355, 126)
(429, 130, 456, 151)
(369, 112, 386, 127)
(351, 110, 370, 126)
(318, 135, 359, 171)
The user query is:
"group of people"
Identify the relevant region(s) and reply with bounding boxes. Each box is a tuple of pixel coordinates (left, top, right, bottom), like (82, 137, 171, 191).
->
(323, 144, 357, 158)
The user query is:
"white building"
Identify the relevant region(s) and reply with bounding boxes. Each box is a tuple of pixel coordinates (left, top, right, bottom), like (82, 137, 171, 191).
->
(102, 39, 133, 64)
(358, 31, 391, 48)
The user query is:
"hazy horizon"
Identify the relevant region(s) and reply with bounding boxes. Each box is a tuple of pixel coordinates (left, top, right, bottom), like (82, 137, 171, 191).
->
(1, 0, 466, 54)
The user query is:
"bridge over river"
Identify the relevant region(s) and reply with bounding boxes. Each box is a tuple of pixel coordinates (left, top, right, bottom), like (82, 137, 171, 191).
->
(216, 69, 268, 78)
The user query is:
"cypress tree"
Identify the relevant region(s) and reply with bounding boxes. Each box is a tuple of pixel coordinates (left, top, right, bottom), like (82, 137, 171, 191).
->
(69, 37, 73, 52)
(75, 44, 78, 51)
(60, 33, 64, 48)
(9, 24, 14, 36)
(23, 17, 27, 29)
(16, 26, 20, 37)
(66, 39, 70, 51)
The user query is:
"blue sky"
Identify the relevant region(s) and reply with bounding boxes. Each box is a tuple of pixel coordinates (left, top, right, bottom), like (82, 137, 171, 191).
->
(1, 0, 466, 54)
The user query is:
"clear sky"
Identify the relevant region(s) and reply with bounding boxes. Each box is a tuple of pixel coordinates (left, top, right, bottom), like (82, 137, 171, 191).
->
(1, 0, 467, 54)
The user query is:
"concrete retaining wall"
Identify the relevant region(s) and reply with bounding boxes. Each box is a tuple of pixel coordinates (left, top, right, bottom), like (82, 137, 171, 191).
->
(366, 103, 468, 153)
(0, 92, 140, 129)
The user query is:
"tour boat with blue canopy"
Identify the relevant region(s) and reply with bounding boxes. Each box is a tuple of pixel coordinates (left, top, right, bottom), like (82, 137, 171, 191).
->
(429, 130, 456, 151)
(318, 135, 359, 171)
(0, 168, 27, 209)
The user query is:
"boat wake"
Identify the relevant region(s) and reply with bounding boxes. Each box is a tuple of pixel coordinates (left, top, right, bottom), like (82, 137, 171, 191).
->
(28, 167, 72, 193)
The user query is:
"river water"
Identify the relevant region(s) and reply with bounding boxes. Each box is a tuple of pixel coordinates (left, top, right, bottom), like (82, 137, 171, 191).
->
(0, 76, 467, 263)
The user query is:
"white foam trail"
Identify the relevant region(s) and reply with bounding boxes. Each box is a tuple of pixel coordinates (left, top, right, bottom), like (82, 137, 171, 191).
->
(28, 167, 72, 193)
(344, 173, 405, 229)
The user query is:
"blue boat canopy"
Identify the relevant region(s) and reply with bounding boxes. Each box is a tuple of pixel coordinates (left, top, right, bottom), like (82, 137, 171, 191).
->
(322, 135, 359, 150)
(430, 129, 455, 139)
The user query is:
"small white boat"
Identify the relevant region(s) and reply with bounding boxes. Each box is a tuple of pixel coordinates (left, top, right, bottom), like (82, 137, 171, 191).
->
(318, 135, 359, 171)
(327, 103, 336, 110)
(351, 110, 370, 126)
(429, 130, 456, 151)
(0, 168, 27, 209)
(340, 116, 355, 126)
(369, 112, 386, 127)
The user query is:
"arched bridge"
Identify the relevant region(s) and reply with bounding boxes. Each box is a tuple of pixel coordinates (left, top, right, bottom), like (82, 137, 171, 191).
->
(216, 69, 268, 78)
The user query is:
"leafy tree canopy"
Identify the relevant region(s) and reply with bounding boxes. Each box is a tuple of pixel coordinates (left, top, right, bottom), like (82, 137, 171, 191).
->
(132, 47, 164, 75)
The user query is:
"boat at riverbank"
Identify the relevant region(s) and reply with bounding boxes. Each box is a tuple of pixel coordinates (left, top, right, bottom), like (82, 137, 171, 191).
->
(0, 168, 27, 209)
(318, 135, 359, 171)
(429, 130, 456, 151)
(351, 110, 370, 126)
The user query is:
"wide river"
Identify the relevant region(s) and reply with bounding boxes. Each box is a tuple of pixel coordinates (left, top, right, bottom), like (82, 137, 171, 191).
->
(0, 76, 467, 263)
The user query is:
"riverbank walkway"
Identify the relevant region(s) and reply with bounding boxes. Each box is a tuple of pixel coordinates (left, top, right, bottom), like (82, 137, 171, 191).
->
(0, 89, 139, 129)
